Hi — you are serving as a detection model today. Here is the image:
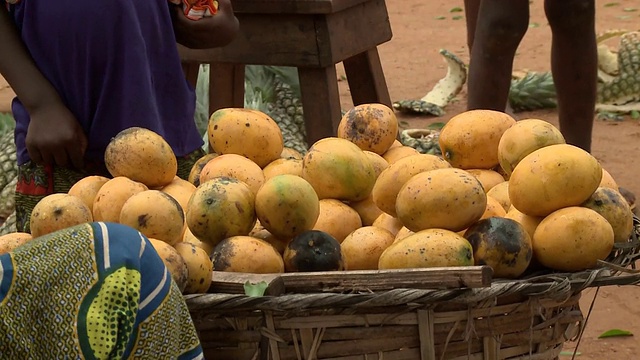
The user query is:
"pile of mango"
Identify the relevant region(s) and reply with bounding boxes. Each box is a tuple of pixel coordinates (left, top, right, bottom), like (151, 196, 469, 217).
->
(0, 103, 634, 293)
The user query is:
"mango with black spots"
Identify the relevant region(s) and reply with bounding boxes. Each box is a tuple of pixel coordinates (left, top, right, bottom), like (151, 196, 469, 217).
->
(581, 187, 634, 243)
(438, 109, 516, 169)
(211, 235, 285, 273)
(348, 194, 384, 226)
(30, 193, 94, 238)
(92, 176, 148, 223)
(188, 153, 220, 187)
(497, 118, 566, 176)
(280, 147, 304, 160)
(508, 144, 602, 217)
(533, 206, 614, 272)
(395, 168, 487, 232)
(486, 181, 511, 212)
(68, 175, 110, 214)
(372, 153, 451, 217)
(119, 190, 186, 246)
(378, 228, 474, 269)
(249, 221, 289, 255)
(283, 230, 345, 272)
(186, 176, 257, 248)
(301, 137, 376, 202)
(312, 199, 362, 243)
(104, 127, 178, 188)
(0, 232, 33, 254)
(463, 217, 532, 279)
(174, 242, 214, 294)
(337, 103, 399, 155)
(199, 153, 265, 195)
(160, 176, 197, 216)
(149, 238, 189, 291)
(208, 108, 284, 168)
(381, 145, 420, 164)
(262, 157, 303, 180)
(341, 226, 395, 270)
(255, 174, 320, 240)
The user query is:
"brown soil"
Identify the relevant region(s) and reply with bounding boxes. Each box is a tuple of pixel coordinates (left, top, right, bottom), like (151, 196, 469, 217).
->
(1, 1, 638, 358)
(337, 1, 640, 359)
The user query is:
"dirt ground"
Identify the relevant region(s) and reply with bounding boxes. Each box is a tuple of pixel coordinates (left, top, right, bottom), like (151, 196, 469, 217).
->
(335, 0, 640, 358)
(0, 0, 638, 358)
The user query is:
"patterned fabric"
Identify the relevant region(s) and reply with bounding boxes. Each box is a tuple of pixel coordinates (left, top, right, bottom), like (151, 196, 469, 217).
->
(169, 0, 219, 20)
(0, 222, 203, 359)
(14, 148, 205, 233)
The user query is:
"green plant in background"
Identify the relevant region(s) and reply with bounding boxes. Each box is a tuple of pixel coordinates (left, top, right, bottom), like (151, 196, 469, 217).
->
(0, 112, 17, 234)
(194, 64, 308, 154)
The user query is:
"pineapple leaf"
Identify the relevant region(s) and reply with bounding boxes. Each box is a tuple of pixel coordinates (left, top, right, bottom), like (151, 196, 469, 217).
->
(261, 66, 301, 99)
(0, 113, 15, 136)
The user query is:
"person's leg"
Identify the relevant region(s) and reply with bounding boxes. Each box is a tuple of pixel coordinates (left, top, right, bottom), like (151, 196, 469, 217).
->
(545, 0, 597, 152)
(463, 0, 481, 53)
(466, 0, 529, 113)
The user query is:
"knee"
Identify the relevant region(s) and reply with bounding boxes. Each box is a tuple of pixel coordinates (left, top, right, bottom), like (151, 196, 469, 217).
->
(545, 0, 595, 31)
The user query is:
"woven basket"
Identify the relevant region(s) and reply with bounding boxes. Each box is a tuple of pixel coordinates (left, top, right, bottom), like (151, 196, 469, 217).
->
(186, 216, 640, 360)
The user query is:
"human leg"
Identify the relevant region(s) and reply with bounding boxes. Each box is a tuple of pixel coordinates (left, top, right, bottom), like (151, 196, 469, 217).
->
(466, 0, 529, 113)
(545, 0, 597, 152)
(463, 0, 481, 53)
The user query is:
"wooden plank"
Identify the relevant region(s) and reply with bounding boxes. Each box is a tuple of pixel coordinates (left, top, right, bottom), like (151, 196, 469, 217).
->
(322, 0, 392, 64)
(178, 14, 320, 67)
(182, 62, 201, 88)
(209, 266, 493, 295)
(208, 63, 245, 114)
(280, 266, 492, 292)
(209, 272, 286, 295)
(297, 65, 342, 144)
(229, 0, 370, 15)
(343, 48, 392, 107)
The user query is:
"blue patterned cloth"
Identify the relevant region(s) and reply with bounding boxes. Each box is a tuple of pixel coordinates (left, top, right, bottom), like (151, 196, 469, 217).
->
(0, 222, 203, 359)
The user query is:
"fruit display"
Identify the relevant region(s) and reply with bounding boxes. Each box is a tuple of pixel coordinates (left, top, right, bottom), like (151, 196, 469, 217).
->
(2, 102, 637, 295)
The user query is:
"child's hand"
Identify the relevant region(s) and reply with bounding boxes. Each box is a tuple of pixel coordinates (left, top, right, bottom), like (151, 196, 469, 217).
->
(25, 101, 88, 169)
(171, 0, 239, 49)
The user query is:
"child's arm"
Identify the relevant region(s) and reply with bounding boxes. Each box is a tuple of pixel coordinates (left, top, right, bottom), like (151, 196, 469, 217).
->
(170, 0, 239, 49)
(0, 7, 87, 168)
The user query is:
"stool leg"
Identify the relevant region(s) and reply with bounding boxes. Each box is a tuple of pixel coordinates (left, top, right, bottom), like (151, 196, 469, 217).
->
(298, 66, 342, 145)
(208, 63, 245, 116)
(182, 62, 201, 89)
(343, 48, 392, 108)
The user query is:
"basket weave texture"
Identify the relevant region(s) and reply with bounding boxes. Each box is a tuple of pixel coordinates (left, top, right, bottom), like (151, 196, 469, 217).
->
(186, 217, 640, 360)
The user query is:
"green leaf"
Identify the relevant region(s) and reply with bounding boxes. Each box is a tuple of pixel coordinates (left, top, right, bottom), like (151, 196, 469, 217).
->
(623, 7, 637, 11)
(449, 7, 463, 12)
(244, 281, 269, 297)
(559, 350, 581, 356)
(630, 110, 640, 119)
(604, 2, 619, 7)
(452, 15, 464, 20)
(435, 16, 446, 20)
(528, 22, 540, 28)
(598, 329, 633, 338)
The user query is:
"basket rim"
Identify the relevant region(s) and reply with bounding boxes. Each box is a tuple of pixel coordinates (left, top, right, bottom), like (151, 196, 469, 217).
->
(185, 216, 640, 313)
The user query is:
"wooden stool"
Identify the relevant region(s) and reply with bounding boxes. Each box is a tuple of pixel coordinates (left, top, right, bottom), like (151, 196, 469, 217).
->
(179, 0, 393, 145)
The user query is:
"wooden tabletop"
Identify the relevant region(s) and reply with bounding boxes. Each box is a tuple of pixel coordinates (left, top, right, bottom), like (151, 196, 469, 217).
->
(229, 0, 372, 14)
